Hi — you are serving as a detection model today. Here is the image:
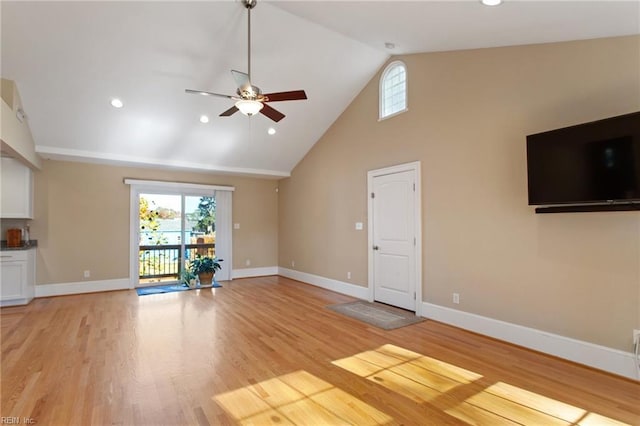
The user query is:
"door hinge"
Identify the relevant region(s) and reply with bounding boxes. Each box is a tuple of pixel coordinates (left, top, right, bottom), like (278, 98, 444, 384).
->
(413, 182, 416, 191)
(371, 192, 375, 199)
(414, 237, 416, 246)
(414, 292, 416, 300)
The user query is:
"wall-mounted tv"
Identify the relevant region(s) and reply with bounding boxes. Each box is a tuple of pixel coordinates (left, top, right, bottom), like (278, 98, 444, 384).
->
(527, 111, 640, 206)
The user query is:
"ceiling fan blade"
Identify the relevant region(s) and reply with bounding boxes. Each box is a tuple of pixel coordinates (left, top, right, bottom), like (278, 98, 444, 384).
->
(264, 90, 307, 102)
(220, 106, 239, 117)
(231, 70, 251, 91)
(260, 103, 285, 122)
(185, 89, 233, 99)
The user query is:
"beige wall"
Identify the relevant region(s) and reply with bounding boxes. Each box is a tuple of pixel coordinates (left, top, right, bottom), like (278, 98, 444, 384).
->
(278, 36, 640, 351)
(33, 160, 278, 285)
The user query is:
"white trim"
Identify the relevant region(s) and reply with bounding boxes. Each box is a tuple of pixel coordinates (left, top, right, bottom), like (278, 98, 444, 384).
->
(422, 302, 639, 381)
(124, 179, 234, 192)
(0, 297, 33, 307)
(367, 161, 422, 315)
(35, 278, 132, 298)
(232, 266, 279, 279)
(378, 107, 409, 122)
(36, 145, 289, 178)
(278, 268, 369, 300)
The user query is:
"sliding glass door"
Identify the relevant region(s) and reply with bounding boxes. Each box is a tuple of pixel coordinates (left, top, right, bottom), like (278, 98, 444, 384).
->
(137, 193, 216, 287)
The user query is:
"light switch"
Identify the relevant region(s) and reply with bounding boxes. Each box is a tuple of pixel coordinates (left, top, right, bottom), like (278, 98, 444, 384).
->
(233, 223, 240, 229)
(355, 222, 363, 230)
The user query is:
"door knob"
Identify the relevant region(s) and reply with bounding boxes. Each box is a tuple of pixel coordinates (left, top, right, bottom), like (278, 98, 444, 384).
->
(373, 245, 379, 250)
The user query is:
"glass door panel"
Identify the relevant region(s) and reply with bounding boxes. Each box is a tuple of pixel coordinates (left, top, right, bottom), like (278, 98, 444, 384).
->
(138, 193, 182, 285)
(184, 195, 216, 267)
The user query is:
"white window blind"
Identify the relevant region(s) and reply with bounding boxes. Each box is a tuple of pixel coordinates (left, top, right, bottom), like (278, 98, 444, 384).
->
(214, 189, 232, 281)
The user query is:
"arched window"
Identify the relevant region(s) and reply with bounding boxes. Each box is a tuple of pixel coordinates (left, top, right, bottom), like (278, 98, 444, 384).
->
(379, 61, 407, 120)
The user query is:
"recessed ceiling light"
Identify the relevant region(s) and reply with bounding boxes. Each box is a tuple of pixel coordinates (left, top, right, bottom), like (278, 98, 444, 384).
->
(200, 115, 210, 124)
(481, 0, 502, 6)
(384, 42, 395, 50)
(267, 127, 276, 135)
(110, 98, 123, 108)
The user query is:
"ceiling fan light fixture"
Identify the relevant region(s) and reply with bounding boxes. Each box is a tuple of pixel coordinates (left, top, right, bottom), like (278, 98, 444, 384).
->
(481, 0, 502, 5)
(185, 0, 306, 122)
(235, 99, 264, 116)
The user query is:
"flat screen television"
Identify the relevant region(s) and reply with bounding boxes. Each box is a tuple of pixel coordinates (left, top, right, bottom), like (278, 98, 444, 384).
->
(526, 111, 640, 206)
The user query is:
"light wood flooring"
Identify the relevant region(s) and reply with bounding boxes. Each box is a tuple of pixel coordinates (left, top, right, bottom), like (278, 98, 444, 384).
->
(1, 276, 639, 425)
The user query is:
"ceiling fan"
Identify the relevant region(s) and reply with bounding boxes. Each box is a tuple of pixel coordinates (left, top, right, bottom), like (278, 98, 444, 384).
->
(185, 0, 307, 123)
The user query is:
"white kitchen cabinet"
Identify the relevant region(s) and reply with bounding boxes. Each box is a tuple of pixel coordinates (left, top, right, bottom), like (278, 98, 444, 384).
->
(0, 157, 33, 218)
(0, 248, 35, 306)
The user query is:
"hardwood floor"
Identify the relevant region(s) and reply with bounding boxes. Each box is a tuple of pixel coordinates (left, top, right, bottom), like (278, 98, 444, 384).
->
(1, 276, 638, 425)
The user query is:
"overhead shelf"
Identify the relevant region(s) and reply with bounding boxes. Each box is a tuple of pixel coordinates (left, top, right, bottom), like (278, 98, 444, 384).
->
(534, 204, 640, 214)
(1, 78, 41, 169)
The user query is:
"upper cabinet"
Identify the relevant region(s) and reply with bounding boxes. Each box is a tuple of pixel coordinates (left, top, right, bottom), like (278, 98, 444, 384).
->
(1, 157, 33, 218)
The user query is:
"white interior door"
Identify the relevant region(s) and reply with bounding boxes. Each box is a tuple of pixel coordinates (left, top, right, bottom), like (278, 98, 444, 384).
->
(369, 164, 420, 312)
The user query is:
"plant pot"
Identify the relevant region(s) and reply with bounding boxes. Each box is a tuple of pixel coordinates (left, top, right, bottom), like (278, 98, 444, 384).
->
(198, 272, 214, 286)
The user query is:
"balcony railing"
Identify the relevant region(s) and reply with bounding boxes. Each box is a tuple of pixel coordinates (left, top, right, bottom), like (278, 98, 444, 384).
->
(139, 243, 215, 281)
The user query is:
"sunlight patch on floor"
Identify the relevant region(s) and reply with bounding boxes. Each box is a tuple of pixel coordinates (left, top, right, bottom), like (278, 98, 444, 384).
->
(213, 370, 393, 425)
(332, 344, 629, 426)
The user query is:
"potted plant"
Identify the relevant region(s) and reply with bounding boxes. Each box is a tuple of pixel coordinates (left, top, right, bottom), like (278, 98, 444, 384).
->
(189, 254, 223, 286)
(181, 268, 197, 289)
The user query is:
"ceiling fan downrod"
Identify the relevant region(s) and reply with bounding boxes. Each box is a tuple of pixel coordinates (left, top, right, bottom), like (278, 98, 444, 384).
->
(243, 0, 257, 81)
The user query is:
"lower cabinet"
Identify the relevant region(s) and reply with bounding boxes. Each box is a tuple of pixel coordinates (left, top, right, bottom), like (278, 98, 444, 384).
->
(0, 249, 35, 306)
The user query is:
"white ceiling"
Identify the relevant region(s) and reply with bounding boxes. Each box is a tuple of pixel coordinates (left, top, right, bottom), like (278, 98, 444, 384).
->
(2, 1, 638, 178)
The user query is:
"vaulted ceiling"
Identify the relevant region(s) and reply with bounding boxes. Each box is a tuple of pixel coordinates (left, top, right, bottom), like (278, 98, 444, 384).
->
(2, 1, 638, 178)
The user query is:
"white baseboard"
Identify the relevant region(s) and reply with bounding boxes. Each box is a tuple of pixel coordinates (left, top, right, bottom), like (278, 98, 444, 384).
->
(232, 266, 278, 279)
(278, 267, 369, 299)
(422, 302, 638, 381)
(35, 278, 132, 298)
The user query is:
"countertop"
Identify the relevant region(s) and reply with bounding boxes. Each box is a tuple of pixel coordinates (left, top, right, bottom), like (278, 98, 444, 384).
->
(0, 240, 37, 251)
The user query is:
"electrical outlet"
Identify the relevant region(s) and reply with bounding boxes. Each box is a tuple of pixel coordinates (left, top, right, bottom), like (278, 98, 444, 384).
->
(83, 270, 90, 278)
(291, 260, 295, 268)
(453, 293, 460, 304)
(347, 272, 351, 279)
(245, 259, 251, 266)
(633, 329, 640, 345)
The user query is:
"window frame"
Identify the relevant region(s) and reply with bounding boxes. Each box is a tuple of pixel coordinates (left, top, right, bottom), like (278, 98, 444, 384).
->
(379, 60, 408, 121)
